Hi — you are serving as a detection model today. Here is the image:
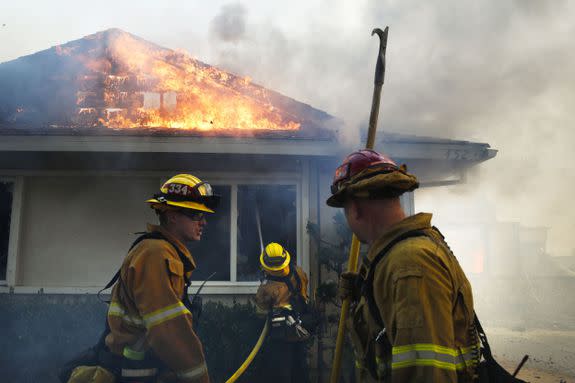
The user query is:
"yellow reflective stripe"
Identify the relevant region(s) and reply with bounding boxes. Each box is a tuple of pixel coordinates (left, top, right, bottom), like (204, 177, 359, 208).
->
(143, 302, 190, 329)
(393, 359, 458, 371)
(108, 302, 124, 317)
(392, 343, 459, 357)
(108, 302, 144, 327)
(123, 346, 145, 361)
(392, 343, 478, 371)
(177, 362, 208, 380)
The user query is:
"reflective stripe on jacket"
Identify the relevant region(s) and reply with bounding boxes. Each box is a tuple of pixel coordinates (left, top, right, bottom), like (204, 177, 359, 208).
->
(348, 213, 479, 383)
(105, 224, 210, 383)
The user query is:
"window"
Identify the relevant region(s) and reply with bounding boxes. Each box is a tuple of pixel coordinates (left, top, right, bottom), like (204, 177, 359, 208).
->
(0, 180, 13, 282)
(188, 182, 298, 284)
(237, 184, 297, 281)
(188, 185, 231, 281)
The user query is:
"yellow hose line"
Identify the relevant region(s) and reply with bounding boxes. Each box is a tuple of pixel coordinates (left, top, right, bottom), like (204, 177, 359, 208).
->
(330, 235, 361, 383)
(225, 317, 270, 383)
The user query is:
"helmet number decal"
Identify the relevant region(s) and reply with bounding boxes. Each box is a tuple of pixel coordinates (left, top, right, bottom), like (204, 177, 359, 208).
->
(168, 183, 189, 196)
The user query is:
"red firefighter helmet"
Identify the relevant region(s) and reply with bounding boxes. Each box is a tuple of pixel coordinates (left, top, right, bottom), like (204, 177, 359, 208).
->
(326, 149, 415, 207)
(330, 149, 398, 195)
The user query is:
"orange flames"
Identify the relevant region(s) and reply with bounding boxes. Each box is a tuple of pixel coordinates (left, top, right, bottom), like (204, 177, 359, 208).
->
(74, 32, 301, 132)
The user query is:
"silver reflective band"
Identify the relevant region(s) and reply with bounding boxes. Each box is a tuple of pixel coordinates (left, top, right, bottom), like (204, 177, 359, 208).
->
(392, 347, 476, 371)
(177, 363, 208, 380)
(108, 302, 145, 327)
(121, 368, 158, 377)
(143, 302, 191, 329)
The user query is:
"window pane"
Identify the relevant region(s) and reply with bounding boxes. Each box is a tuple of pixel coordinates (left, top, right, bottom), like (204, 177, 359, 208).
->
(237, 184, 297, 282)
(0, 181, 13, 281)
(188, 185, 231, 282)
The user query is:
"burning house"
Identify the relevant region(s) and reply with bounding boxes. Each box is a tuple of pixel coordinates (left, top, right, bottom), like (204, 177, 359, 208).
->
(0, 29, 497, 380)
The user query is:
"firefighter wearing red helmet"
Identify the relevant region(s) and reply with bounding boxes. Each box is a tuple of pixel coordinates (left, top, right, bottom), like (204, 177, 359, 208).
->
(327, 150, 479, 382)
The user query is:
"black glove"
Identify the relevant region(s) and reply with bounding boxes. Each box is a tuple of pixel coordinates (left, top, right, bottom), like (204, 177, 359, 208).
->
(338, 271, 363, 302)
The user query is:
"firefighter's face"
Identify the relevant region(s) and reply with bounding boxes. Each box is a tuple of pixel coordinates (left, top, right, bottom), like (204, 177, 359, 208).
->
(175, 210, 207, 242)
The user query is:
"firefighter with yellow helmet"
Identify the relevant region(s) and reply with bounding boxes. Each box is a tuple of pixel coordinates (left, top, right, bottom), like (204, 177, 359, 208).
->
(102, 174, 218, 383)
(255, 242, 312, 383)
(327, 150, 480, 382)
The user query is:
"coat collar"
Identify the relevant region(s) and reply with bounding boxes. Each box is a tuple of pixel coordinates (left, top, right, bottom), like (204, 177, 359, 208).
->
(147, 223, 197, 270)
(366, 212, 433, 263)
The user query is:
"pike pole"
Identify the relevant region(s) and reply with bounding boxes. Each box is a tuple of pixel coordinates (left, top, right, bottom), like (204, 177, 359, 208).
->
(330, 26, 389, 383)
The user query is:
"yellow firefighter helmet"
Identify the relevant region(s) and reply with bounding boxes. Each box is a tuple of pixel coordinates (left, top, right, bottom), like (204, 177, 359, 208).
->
(260, 242, 291, 273)
(146, 174, 220, 213)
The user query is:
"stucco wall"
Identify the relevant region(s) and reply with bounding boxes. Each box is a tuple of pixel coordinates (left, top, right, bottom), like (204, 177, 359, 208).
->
(18, 176, 159, 286)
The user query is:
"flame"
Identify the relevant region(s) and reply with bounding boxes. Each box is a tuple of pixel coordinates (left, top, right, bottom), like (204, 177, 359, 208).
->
(74, 32, 301, 132)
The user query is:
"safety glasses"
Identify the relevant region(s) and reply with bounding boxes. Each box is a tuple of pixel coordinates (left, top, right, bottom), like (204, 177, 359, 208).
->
(178, 210, 206, 222)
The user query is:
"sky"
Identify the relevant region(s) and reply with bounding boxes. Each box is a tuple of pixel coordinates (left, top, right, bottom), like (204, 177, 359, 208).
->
(1, 0, 574, 256)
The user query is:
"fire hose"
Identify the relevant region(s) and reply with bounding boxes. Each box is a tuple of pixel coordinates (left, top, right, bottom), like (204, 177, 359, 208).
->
(224, 198, 269, 383)
(329, 26, 389, 383)
(224, 317, 270, 383)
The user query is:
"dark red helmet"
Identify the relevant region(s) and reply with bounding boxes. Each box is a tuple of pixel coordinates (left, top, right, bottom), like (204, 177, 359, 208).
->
(330, 149, 398, 195)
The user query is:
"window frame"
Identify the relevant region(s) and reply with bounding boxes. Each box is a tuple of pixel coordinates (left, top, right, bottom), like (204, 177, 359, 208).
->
(0, 176, 24, 288)
(201, 171, 308, 293)
(0, 169, 310, 295)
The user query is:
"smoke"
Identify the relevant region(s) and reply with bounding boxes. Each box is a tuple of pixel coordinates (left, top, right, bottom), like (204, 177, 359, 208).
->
(209, 3, 248, 44)
(204, 0, 575, 256)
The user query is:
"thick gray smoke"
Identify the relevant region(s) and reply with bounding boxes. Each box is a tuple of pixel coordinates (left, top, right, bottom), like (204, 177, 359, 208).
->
(209, 3, 248, 44)
(205, 0, 575, 257)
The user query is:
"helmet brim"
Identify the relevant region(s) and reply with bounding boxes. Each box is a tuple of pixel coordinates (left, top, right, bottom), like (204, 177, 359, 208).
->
(259, 251, 291, 272)
(326, 190, 346, 208)
(146, 198, 215, 213)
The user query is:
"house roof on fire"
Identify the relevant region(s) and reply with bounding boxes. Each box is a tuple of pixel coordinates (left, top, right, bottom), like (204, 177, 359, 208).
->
(0, 28, 335, 140)
(0, 29, 497, 166)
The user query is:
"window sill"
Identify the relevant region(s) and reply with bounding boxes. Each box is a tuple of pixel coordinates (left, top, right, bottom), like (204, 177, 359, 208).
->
(0, 282, 260, 295)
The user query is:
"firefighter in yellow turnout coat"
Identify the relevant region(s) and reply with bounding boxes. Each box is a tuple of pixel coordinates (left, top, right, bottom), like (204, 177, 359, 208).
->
(255, 242, 312, 383)
(105, 174, 219, 383)
(327, 150, 479, 382)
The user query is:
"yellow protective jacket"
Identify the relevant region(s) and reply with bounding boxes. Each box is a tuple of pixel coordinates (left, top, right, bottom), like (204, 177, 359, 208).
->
(105, 224, 210, 383)
(348, 213, 478, 383)
(255, 266, 309, 312)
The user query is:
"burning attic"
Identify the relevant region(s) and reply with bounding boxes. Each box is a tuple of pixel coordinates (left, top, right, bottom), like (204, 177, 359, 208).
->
(0, 28, 331, 136)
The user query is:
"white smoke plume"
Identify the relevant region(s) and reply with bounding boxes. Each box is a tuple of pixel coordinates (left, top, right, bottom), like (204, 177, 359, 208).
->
(206, 0, 575, 256)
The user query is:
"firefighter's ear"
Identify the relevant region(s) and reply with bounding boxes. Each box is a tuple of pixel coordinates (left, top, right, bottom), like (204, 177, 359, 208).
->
(344, 199, 362, 221)
(164, 209, 180, 225)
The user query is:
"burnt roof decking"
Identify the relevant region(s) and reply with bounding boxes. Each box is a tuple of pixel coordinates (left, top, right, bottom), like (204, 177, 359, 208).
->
(0, 29, 496, 166)
(0, 28, 337, 139)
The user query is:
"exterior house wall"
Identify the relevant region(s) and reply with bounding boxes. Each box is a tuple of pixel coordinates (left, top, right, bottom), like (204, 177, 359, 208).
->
(18, 176, 159, 287)
(4, 155, 310, 293)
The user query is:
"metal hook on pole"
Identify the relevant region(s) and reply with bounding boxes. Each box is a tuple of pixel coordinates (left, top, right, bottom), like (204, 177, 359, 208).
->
(330, 26, 389, 383)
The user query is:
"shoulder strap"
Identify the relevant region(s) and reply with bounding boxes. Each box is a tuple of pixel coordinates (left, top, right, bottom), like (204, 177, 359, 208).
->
(98, 231, 192, 304)
(362, 229, 428, 329)
(266, 268, 295, 291)
(265, 265, 307, 312)
(473, 313, 494, 359)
